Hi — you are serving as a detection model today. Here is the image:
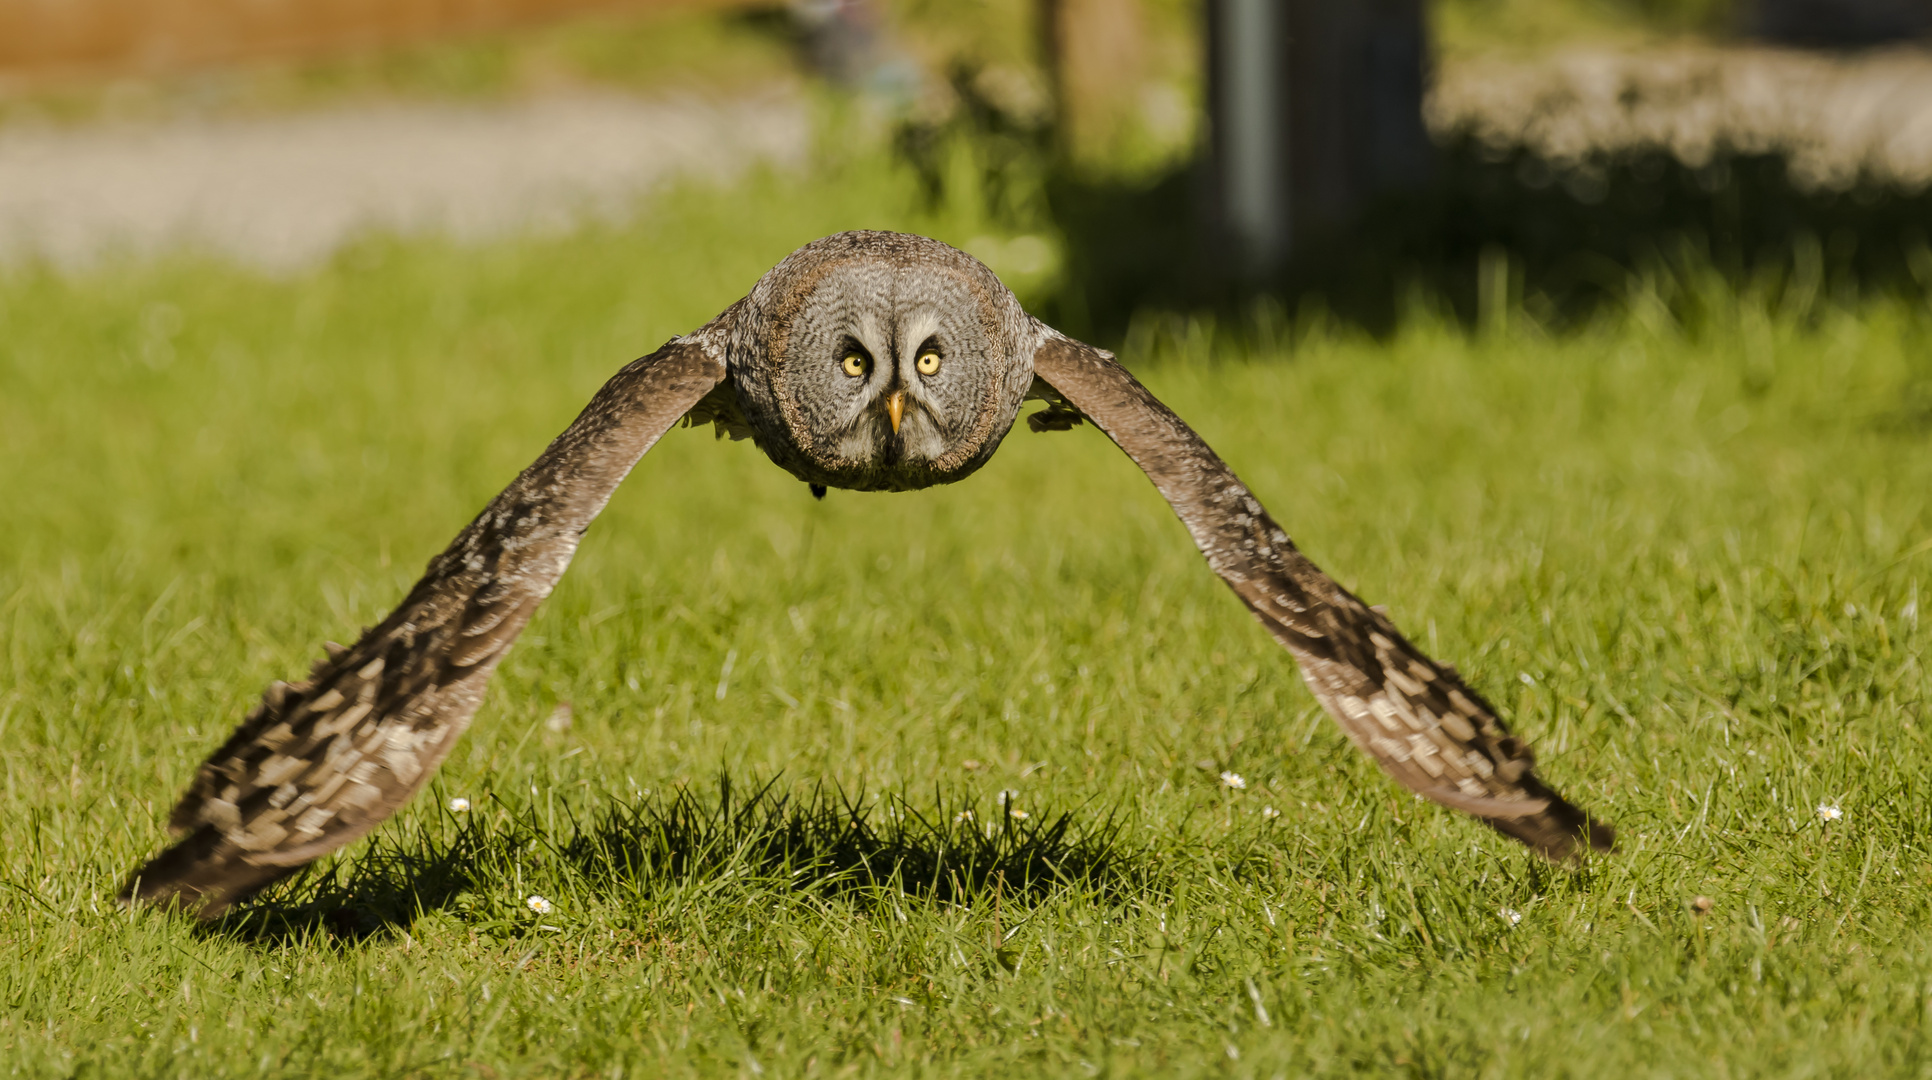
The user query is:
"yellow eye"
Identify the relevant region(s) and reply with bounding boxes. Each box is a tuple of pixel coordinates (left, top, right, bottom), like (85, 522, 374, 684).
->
(841, 353, 866, 378)
(916, 351, 942, 376)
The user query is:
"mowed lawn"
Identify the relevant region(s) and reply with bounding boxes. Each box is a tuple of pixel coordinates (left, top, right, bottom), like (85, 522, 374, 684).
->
(1, 158, 1929, 1078)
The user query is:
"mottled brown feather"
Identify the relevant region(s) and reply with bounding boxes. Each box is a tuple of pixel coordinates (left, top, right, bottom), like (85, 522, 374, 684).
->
(122, 331, 730, 918)
(1029, 332, 1613, 861)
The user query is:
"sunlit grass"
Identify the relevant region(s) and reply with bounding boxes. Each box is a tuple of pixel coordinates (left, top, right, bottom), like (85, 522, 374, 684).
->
(1, 151, 1929, 1077)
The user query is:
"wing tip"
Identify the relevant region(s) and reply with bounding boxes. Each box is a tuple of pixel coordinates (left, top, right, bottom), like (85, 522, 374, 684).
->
(1490, 796, 1616, 864)
(118, 826, 294, 922)
(1422, 782, 1613, 862)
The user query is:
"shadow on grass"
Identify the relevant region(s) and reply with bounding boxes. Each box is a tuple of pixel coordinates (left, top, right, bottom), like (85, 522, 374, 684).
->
(566, 772, 1138, 904)
(897, 67, 1932, 340)
(201, 772, 1149, 945)
(1054, 143, 1932, 340)
(1284, 140, 1932, 335)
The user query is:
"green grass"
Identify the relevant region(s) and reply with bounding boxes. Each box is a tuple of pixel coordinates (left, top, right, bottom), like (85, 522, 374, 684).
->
(1, 0, 1710, 134)
(2, 147, 1931, 1078)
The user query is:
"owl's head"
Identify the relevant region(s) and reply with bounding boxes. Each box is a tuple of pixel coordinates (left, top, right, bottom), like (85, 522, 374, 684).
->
(727, 231, 1037, 492)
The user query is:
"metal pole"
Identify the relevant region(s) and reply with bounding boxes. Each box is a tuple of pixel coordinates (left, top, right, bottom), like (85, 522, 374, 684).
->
(1216, 0, 1288, 278)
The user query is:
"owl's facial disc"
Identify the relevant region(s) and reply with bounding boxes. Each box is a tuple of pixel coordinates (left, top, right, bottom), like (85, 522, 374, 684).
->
(820, 309, 958, 467)
(733, 232, 1035, 493)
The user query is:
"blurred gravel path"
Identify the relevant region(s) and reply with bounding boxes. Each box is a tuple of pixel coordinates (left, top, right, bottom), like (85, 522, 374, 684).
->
(10, 44, 1927, 274)
(0, 91, 807, 270)
(1430, 44, 1932, 190)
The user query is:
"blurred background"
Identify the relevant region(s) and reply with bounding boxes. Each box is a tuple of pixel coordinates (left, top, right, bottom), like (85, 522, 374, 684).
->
(4, 0, 1932, 337)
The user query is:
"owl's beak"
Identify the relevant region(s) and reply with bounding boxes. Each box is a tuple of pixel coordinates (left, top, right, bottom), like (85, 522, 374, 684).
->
(885, 390, 906, 434)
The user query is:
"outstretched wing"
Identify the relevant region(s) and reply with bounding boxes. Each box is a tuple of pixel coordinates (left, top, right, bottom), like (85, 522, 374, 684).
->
(123, 330, 730, 918)
(1029, 332, 1613, 861)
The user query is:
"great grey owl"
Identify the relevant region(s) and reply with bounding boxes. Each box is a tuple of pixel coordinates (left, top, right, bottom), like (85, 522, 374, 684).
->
(123, 231, 1613, 918)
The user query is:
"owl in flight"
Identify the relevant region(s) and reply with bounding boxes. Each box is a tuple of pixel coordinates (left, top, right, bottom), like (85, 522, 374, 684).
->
(123, 232, 1613, 918)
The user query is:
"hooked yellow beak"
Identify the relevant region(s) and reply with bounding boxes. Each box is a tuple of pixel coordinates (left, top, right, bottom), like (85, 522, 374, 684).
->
(886, 389, 905, 433)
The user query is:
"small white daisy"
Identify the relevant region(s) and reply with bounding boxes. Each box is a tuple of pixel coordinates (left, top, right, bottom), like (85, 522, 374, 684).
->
(1261, 806, 1280, 819)
(1500, 908, 1523, 926)
(997, 789, 1019, 806)
(954, 809, 975, 824)
(447, 797, 471, 813)
(1220, 771, 1246, 790)
(1817, 802, 1842, 822)
(526, 895, 553, 915)
(1009, 809, 1029, 820)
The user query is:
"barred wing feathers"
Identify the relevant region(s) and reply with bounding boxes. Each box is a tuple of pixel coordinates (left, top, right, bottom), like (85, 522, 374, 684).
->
(123, 334, 729, 918)
(1030, 333, 1613, 860)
